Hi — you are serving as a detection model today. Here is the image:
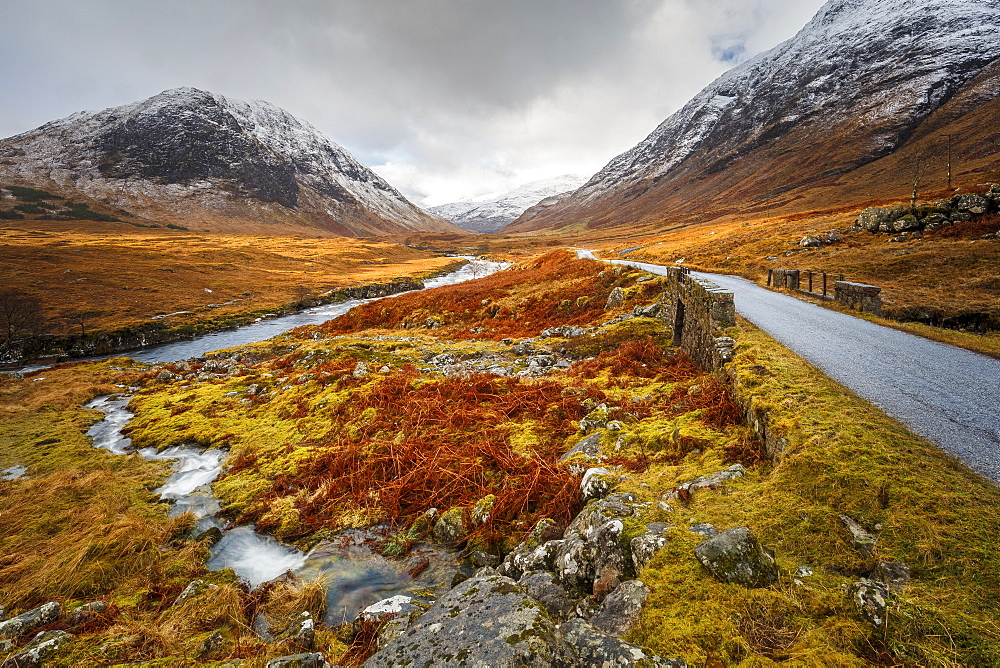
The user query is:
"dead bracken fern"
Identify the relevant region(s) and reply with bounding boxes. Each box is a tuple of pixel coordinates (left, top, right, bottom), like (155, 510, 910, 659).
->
(224, 368, 588, 542)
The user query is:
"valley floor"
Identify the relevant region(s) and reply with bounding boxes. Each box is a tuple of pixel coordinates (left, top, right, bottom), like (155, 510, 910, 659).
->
(1, 250, 999, 665)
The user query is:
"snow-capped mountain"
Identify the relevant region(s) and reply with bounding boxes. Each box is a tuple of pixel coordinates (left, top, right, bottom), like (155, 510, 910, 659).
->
(0, 88, 458, 236)
(429, 175, 586, 233)
(508, 0, 1000, 233)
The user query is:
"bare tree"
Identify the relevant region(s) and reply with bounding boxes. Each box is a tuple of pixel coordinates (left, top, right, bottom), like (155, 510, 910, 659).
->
(910, 157, 929, 212)
(0, 289, 43, 349)
(62, 309, 100, 337)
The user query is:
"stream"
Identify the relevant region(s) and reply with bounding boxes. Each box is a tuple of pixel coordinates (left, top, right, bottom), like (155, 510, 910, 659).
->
(82, 258, 507, 623)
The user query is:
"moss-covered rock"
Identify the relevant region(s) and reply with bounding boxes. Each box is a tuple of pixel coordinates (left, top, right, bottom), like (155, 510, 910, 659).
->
(693, 526, 778, 588)
(364, 573, 576, 667)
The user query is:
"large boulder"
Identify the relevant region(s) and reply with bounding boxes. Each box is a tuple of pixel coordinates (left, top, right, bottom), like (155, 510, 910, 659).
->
(694, 527, 778, 588)
(560, 618, 687, 667)
(364, 573, 576, 667)
(606, 287, 626, 309)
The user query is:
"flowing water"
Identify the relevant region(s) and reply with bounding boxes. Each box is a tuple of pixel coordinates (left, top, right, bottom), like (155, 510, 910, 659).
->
(82, 259, 504, 615)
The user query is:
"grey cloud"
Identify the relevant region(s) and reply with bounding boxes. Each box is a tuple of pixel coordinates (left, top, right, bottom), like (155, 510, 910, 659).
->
(0, 0, 827, 205)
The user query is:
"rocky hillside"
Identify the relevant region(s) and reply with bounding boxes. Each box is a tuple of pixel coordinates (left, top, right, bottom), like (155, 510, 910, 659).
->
(508, 0, 1000, 233)
(429, 174, 585, 233)
(0, 88, 459, 237)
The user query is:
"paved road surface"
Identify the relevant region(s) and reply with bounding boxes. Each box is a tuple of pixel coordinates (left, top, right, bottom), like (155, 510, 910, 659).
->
(584, 253, 1000, 483)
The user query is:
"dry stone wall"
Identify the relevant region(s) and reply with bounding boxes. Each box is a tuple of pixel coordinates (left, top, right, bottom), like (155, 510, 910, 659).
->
(655, 267, 736, 371)
(834, 281, 882, 316)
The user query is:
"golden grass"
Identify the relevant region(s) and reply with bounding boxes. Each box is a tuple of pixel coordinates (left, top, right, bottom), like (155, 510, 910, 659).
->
(622, 323, 1000, 665)
(0, 222, 463, 338)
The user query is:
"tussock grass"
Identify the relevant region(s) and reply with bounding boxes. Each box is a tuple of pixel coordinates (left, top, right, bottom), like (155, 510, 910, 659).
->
(622, 324, 1000, 665)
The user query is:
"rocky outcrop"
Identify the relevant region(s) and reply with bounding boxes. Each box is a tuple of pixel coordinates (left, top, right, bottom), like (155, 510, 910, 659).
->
(364, 572, 577, 667)
(850, 185, 1000, 238)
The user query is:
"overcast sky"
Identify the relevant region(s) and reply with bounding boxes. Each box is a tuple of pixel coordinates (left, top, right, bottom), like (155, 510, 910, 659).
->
(0, 0, 825, 206)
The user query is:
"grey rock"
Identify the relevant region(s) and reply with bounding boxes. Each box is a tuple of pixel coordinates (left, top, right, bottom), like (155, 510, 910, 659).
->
(511, 340, 536, 355)
(1, 630, 72, 668)
(856, 205, 904, 232)
(196, 526, 224, 547)
(498, 517, 564, 580)
(197, 630, 224, 658)
(606, 287, 626, 309)
(432, 507, 468, 544)
(839, 514, 877, 554)
(560, 618, 687, 667)
(559, 432, 605, 475)
(471, 494, 496, 525)
(592, 518, 630, 600)
(579, 404, 610, 433)
(849, 578, 890, 628)
(519, 571, 576, 623)
(376, 614, 415, 651)
(892, 214, 921, 232)
(631, 524, 671, 572)
(688, 523, 718, 539)
(288, 612, 315, 651)
(590, 580, 650, 636)
(951, 212, 973, 222)
(670, 464, 746, 500)
(266, 653, 328, 668)
(364, 573, 576, 667)
(352, 360, 369, 378)
(799, 234, 822, 247)
(877, 561, 911, 593)
(554, 495, 638, 595)
(0, 602, 61, 640)
(358, 596, 414, 624)
(694, 527, 778, 588)
(952, 193, 989, 214)
(175, 579, 215, 605)
(581, 467, 616, 502)
(64, 601, 107, 628)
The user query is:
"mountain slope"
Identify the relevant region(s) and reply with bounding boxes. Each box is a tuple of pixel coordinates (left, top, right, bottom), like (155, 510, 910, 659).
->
(0, 88, 459, 236)
(508, 0, 1000, 233)
(429, 175, 585, 233)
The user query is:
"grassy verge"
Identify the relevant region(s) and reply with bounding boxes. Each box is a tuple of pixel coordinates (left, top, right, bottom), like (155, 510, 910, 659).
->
(620, 324, 1000, 665)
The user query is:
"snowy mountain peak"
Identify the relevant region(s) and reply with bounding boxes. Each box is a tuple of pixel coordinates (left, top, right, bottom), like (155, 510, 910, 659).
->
(430, 174, 587, 233)
(0, 88, 457, 236)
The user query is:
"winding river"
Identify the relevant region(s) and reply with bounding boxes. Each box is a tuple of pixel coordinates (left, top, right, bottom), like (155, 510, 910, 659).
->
(83, 258, 507, 622)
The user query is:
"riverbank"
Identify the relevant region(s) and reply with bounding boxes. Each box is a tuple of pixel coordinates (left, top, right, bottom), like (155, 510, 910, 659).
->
(2, 260, 469, 369)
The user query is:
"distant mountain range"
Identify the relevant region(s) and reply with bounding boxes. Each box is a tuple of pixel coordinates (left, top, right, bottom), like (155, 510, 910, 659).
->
(429, 175, 586, 233)
(0, 88, 459, 236)
(508, 0, 1000, 233)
